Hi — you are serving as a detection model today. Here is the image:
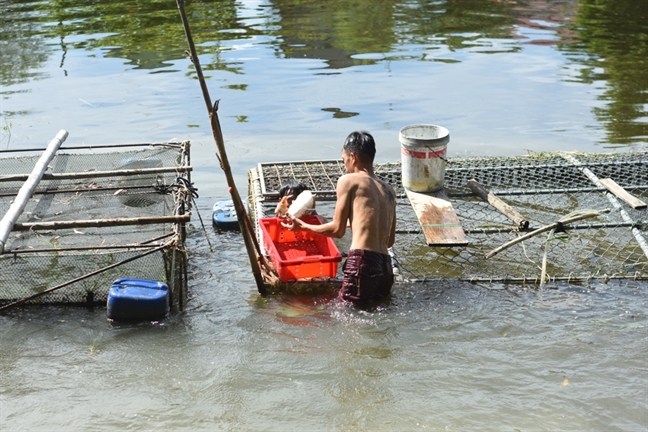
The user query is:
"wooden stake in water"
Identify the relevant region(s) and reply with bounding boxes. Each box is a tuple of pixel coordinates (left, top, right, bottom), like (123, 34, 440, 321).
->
(176, 0, 276, 294)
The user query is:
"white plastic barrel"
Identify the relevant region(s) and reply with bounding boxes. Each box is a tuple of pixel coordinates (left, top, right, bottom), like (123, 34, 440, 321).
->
(399, 124, 450, 192)
(288, 190, 315, 219)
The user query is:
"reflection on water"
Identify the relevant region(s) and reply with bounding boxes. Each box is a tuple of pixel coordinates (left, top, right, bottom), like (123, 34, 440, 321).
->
(254, 293, 335, 327)
(570, 0, 648, 145)
(0, 0, 647, 144)
(321, 107, 359, 119)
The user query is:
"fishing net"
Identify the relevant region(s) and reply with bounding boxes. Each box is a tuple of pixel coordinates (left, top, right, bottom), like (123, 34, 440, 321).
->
(248, 151, 648, 286)
(0, 142, 191, 305)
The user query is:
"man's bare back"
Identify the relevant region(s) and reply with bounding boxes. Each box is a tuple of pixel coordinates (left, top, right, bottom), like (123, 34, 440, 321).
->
(337, 172, 396, 254)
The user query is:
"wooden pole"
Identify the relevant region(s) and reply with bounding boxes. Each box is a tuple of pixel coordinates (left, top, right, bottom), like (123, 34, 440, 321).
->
(11, 214, 191, 231)
(0, 166, 192, 182)
(467, 179, 529, 230)
(0, 184, 168, 198)
(484, 208, 609, 259)
(6, 234, 174, 254)
(0, 142, 184, 153)
(176, 0, 269, 294)
(0, 130, 68, 254)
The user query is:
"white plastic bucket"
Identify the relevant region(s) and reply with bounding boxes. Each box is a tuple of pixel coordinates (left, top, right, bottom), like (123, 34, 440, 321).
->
(399, 124, 450, 192)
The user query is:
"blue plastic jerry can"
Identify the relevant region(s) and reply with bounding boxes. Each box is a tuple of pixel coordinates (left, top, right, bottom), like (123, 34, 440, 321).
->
(107, 278, 169, 321)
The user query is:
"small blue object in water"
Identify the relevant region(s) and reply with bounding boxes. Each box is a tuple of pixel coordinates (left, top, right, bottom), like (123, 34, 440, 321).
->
(212, 200, 239, 231)
(107, 278, 169, 321)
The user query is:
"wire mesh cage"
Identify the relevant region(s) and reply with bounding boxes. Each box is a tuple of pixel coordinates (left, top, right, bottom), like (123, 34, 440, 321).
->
(248, 151, 648, 287)
(0, 142, 192, 306)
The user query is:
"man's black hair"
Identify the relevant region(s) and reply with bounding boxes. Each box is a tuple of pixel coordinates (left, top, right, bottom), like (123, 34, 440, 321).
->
(343, 131, 376, 163)
(278, 179, 309, 198)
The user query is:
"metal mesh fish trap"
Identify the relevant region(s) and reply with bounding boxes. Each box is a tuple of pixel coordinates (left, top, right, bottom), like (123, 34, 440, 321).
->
(248, 151, 648, 285)
(0, 142, 192, 306)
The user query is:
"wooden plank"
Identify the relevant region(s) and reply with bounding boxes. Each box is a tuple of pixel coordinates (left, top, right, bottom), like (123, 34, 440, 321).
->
(405, 188, 468, 246)
(599, 178, 647, 209)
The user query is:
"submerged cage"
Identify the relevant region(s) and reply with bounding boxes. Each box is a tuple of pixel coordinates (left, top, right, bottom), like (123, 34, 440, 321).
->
(249, 151, 648, 287)
(0, 141, 192, 307)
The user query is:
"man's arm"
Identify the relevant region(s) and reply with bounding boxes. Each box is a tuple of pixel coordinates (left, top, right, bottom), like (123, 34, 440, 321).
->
(284, 175, 352, 238)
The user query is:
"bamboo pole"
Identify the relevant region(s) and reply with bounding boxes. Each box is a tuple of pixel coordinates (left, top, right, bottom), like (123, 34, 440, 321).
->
(11, 214, 190, 231)
(484, 209, 610, 259)
(8, 244, 166, 254)
(176, 0, 273, 294)
(0, 142, 184, 153)
(467, 179, 529, 230)
(0, 130, 68, 254)
(0, 184, 166, 198)
(561, 153, 648, 260)
(6, 233, 174, 254)
(0, 166, 192, 182)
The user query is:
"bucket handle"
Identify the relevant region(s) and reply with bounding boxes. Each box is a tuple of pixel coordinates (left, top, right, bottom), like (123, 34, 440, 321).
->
(425, 146, 450, 164)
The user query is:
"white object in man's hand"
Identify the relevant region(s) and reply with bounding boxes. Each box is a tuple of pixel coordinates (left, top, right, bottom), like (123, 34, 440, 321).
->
(287, 190, 315, 219)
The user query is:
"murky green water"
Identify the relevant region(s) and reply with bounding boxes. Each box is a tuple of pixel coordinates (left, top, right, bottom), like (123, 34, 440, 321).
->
(1, 0, 647, 430)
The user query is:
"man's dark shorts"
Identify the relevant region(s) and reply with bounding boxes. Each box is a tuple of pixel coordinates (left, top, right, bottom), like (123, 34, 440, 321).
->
(339, 249, 394, 308)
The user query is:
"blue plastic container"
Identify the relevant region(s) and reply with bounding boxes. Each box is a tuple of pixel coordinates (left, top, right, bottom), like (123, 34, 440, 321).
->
(212, 200, 239, 231)
(107, 278, 169, 321)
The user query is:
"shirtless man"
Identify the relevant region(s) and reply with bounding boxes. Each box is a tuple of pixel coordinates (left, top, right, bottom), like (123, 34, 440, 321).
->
(283, 131, 397, 308)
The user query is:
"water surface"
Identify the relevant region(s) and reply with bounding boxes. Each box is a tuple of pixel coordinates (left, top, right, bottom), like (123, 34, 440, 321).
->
(1, 0, 647, 430)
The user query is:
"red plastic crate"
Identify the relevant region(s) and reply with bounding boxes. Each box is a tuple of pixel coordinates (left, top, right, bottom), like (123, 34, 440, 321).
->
(259, 215, 342, 281)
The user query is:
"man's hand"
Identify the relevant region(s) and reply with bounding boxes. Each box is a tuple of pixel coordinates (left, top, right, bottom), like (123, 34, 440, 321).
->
(281, 214, 305, 231)
(280, 215, 294, 230)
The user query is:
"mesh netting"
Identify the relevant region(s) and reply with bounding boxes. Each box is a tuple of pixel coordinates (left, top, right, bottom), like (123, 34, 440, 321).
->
(0, 250, 164, 303)
(0, 143, 191, 305)
(249, 151, 648, 285)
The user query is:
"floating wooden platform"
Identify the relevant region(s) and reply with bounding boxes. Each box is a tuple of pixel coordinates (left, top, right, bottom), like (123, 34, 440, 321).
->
(249, 151, 648, 287)
(404, 188, 467, 246)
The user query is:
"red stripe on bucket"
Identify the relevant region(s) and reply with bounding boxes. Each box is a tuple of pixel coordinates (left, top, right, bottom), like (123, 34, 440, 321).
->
(401, 147, 447, 159)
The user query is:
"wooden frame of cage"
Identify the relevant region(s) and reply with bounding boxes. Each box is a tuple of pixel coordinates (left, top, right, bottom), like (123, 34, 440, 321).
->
(0, 137, 193, 309)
